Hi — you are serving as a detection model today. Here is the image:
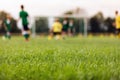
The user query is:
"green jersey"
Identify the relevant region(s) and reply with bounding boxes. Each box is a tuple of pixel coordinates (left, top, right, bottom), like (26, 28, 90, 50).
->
(19, 10, 29, 25)
(4, 19, 11, 32)
(69, 22, 74, 29)
(63, 20, 69, 30)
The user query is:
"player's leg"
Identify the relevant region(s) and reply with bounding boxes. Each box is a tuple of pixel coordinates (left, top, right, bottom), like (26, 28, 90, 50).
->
(7, 31, 11, 39)
(24, 32, 30, 41)
(4, 31, 11, 39)
(68, 28, 71, 37)
(62, 29, 68, 39)
(48, 32, 53, 40)
(118, 29, 120, 38)
(23, 25, 30, 41)
(55, 32, 60, 40)
(115, 28, 119, 38)
(54, 32, 58, 40)
(57, 32, 62, 40)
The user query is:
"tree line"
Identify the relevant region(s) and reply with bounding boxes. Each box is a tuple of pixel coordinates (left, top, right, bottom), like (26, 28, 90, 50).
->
(0, 11, 116, 34)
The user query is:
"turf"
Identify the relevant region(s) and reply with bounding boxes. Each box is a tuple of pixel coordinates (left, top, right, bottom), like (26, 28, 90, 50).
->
(0, 36, 120, 80)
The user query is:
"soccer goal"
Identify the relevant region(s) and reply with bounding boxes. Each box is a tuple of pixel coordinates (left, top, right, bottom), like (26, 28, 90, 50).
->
(30, 14, 88, 37)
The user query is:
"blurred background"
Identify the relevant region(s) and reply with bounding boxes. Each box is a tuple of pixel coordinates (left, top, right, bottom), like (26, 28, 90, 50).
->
(0, 0, 119, 36)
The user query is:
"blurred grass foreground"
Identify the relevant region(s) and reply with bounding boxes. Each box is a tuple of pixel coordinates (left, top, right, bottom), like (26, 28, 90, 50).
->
(0, 36, 120, 80)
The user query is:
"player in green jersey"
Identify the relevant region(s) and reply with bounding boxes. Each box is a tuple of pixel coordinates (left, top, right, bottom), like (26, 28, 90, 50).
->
(3, 14, 12, 40)
(18, 5, 30, 41)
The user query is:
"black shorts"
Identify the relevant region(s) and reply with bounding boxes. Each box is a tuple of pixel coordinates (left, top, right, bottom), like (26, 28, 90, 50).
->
(116, 29, 120, 34)
(23, 25, 29, 31)
(62, 28, 68, 32)
(53, 32, 61, 35)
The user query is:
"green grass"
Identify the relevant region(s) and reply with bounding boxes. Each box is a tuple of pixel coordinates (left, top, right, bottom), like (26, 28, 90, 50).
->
(0, 36, 120, 80)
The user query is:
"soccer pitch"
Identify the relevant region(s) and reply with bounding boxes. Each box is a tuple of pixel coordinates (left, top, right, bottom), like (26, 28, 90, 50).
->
(0, 36, 120, 80)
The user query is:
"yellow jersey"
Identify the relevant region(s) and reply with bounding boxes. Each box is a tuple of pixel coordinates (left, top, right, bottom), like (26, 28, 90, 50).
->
(52, 22, 62, 32)
(115, 15, 120, 29)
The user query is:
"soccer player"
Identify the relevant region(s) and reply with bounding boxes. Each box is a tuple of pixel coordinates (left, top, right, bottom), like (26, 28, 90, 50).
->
(62, 18, 69, 39)
(115, 11, 120, 38)
(68, 19, 75, 37)
(49, 18, 63, 40)
(3, 14, 12, 40)
(18, 5, 30, 41)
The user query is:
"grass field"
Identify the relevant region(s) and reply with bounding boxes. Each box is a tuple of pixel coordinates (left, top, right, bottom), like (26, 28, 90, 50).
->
(0, 36, 120, 80)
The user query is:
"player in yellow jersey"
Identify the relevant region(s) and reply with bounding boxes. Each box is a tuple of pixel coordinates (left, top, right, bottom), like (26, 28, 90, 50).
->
(49, 18, 63, 40)
(115, 11, 120, 38)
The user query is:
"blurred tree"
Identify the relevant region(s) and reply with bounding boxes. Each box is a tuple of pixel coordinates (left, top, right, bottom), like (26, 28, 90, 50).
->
(104, 17, 115, 33)
(0, 11, 7, 33)
(0, 11, 7, 20)
(89, 12, 105, 33)
(0, 11, 20, 33)
(89, 17, 100, 33)
(10, 18, 19, 33)
(35, 17, 49, 33)
(95, 12, 104, 22)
